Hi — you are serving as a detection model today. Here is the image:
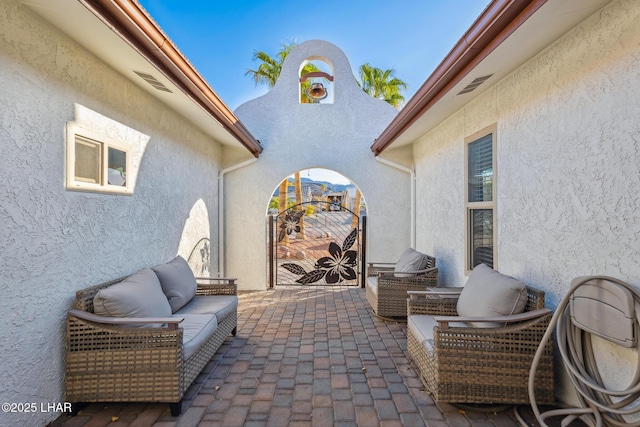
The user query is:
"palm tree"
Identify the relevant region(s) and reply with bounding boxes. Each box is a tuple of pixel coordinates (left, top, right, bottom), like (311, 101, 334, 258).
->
(246, 41, 320, 103)
(358, 63, 407, 109)
(351, 189, 362, 230)
(294, 171, 306, 239)
(278, 178, 289, 245)
(245, 42, 295, 88)
(246, 42, 407, 108)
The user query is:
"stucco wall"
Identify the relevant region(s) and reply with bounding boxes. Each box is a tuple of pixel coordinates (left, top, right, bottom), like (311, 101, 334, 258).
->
(413, 0, 640, 403)
(0, 1, 221, 425)
(230, 40, 410, 290)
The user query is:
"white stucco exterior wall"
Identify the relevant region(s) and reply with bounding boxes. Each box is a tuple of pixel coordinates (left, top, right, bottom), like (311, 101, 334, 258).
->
(229, 40, 410, 290)
(412, 0, 640, 404)
(0, 1, 221, 425)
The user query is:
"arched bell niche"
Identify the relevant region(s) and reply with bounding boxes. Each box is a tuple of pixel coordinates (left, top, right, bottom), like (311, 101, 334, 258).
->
(299, 57, 334, 104)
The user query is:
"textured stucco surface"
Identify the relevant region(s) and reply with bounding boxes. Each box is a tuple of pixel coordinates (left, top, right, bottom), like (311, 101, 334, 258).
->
(0, 1, 221, 425)
(413, 0, 640, 403)
(231, 40, 410, 290)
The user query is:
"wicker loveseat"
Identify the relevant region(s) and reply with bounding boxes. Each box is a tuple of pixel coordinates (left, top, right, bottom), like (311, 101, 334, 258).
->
(407, 264, 555, 406)
(65, 256, 237, 416)
(366, 248, 438, 319)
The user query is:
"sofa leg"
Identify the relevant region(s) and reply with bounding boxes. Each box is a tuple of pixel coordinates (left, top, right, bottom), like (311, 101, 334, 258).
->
(169, 401, 182, 417)
(232, 327, 237, 336)
(68, 402, 85, 416)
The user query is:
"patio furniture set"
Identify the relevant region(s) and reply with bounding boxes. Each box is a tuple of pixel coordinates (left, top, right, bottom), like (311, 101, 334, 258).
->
(63, 249, 555, 417)
(367, 249, 555, 407)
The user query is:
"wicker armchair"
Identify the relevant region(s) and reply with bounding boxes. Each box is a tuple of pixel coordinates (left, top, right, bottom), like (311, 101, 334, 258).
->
(366, 250, 438, 319)
(407, 284, 555, 405)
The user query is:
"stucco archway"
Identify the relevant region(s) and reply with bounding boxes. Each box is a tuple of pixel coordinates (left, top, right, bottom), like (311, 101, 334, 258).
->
(265, 168, 368, 287)
(226, 40, 412, 290)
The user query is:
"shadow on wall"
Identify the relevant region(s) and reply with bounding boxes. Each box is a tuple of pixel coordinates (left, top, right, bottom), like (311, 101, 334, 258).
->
(178, 199, 211, 277)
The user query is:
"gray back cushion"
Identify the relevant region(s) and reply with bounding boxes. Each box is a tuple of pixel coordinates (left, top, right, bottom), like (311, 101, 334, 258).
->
(394, 248, 429, 277)
(457, 264, 528, 327)
(153, 255, 198, 313)
(93, 268, 172, 327)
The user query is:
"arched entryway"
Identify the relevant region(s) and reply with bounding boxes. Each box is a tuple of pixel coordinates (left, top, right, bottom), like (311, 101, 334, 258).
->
(266, 168, 367, 288)
(230, 40, 410, 292)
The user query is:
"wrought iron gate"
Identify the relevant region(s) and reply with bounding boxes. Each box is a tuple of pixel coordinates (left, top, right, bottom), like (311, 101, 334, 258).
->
(269, 201, 366, 287)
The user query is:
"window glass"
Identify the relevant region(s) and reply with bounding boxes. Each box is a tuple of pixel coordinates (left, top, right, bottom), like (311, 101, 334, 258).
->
(470, 209, 493, 268)
(74, 136, 101, 184)
(465, 127, 496, 271)
(468, 134, 493, 203)
(107, 147, 127, 187)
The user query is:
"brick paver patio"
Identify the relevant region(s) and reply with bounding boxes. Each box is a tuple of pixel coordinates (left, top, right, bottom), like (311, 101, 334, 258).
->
(52, 286, 521, 427)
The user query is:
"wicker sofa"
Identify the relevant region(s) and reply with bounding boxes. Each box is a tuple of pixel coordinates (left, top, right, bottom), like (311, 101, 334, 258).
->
(366, 248, 438, 319)
(65, 256, 237, 416)
(407, 264, 555, 406)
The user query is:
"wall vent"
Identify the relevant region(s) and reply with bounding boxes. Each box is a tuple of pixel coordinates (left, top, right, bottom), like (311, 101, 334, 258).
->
(133, 71, 172, 93)
(457, 74, 494, 95)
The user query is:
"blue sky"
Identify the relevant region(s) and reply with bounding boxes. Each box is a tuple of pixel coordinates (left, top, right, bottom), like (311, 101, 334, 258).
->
(137, 0, 491, 111)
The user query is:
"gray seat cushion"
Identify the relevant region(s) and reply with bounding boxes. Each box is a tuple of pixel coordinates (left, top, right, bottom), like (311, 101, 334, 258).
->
(153, 256, 198, 313)
(177, 313, 218, 360)
(367, 276, 378, 296)
(93, 268, 172, 327)
(394, 248, 429, 277)
(176, 295, 238, 323)
(408, 314, 438, 346)
(408, 314, 469, 344)
(456, 263, 528, 327)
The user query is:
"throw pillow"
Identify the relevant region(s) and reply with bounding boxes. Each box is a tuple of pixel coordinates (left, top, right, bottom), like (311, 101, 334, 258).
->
(394, 248, 428, 277)
(456, 264, 528, 327)
(93, 268, 172, 327)
(153, 255, 198, 313)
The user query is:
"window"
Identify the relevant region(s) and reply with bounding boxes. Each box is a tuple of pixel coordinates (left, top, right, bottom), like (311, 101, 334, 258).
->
(66, 123, 131, 194)
(465, 125, 496, 271)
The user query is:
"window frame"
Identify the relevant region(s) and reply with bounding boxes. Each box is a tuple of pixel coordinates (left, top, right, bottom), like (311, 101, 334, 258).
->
(464, 124, 497, 273)
(65, 123, 132, 195)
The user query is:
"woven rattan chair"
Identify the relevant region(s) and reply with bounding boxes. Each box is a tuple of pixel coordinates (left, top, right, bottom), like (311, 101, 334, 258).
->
(366, 250, 438, 320)
(407, 284, 555, 406)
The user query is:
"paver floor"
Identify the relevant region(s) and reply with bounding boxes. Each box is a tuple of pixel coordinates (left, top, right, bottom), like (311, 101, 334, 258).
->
(51, 286, 521, 427)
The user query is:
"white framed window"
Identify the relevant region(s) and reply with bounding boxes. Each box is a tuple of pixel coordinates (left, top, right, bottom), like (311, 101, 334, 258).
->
(465, 125, 496, 271)
(66, 123, 132, 195)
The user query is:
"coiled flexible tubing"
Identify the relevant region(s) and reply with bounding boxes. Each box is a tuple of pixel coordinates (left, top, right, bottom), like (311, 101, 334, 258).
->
(526, 275, 640, 427)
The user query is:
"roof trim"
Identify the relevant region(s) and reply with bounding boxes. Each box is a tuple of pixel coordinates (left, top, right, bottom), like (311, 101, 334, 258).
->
(79, 0, 263, 157)
(371, 0, 546, 156)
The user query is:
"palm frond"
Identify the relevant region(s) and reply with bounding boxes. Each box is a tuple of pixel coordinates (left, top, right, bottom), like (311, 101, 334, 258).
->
(357, 63, 407, 109)
(246, 42, 299, 89)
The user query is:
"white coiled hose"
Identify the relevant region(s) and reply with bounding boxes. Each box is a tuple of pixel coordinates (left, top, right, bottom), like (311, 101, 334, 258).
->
(527, 276, 640, 427)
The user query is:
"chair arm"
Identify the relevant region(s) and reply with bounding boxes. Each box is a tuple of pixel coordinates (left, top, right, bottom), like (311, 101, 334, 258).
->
(196, 277, 237, 295)
(68, 309, 184, 330)
(196, 276, 236, 283)
(367, 263, 395, 276)
(407, 287, 461, 298)
(434, 308, 552, 330)
(407, 290, 458, 316)
(66, 310, 184, 363)
(367, 262, 395, 267)
(378, 269, 439, 291)
(378, 266, 438, 277)
(408, 287, 462, 299)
